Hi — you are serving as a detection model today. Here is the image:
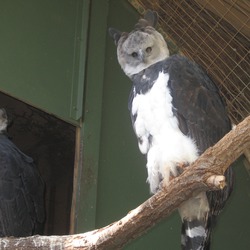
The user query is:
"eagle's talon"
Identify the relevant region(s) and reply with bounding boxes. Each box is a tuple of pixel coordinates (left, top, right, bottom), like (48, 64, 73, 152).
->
(176, 162, 189, 175)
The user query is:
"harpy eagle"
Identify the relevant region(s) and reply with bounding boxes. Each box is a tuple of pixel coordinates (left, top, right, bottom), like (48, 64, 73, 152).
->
(109, 10, 233, 250)
(0, 108, 45, 237)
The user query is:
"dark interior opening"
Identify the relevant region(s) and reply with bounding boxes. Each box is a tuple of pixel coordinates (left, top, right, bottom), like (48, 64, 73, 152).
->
(0, 91, 76, 235)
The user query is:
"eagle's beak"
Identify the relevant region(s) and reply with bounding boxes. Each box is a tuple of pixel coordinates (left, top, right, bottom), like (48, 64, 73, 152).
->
(138, 49, 146, 62)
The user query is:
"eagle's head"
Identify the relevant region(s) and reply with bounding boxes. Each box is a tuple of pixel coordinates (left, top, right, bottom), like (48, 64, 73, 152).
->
(109, 10, 169, 78)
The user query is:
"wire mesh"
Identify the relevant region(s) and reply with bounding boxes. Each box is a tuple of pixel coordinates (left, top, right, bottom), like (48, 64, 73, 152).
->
(129, 0, 250, 124)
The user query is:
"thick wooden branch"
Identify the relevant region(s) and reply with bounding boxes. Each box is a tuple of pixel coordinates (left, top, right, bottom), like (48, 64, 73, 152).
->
(1, 116, 249, 250)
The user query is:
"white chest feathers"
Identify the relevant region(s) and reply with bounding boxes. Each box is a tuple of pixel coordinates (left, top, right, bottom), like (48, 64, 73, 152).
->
(132, 72, 198, 193)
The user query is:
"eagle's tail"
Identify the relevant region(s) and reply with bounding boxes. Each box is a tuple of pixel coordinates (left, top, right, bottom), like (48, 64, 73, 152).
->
(180, 166, 233, 250)
(181, 218, 212, 250)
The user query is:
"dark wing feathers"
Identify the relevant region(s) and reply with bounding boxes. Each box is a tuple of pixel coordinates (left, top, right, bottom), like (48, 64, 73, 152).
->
(166, 55, 231, 153)
(0, 134, 45, 237)
(165, 55, 234, 223)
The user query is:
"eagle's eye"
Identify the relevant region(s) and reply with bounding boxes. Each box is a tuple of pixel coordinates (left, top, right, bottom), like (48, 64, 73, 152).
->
(131, 52, 138, 58)
(146, 47, 152, 53)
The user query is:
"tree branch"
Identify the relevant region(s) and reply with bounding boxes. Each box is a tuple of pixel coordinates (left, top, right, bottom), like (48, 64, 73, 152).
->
(1, 116, 249, 250)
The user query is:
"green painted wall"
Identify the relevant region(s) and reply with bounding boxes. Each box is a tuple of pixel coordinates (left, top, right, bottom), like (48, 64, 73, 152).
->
(0, 0, 87, 124)
(73, 0, 109, 233)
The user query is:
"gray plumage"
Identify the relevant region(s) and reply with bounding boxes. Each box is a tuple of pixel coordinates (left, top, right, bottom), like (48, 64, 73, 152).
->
(109, 10, 233, 250)
(0, 108, 45, 237)
(109, 10, 169, 77)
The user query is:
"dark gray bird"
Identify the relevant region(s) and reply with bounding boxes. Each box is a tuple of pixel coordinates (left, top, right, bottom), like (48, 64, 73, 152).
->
(109, 10, 233, 250)
(0, 108, 45, 237)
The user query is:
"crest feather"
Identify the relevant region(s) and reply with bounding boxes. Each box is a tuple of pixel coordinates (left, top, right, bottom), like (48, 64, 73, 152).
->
(135, 10, 158, 30)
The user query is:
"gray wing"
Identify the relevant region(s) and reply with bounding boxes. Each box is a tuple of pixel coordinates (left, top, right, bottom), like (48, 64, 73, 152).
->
(166, 54, 233, 220)
(166, 55, 231, 152)
(0, 134, 45, 237)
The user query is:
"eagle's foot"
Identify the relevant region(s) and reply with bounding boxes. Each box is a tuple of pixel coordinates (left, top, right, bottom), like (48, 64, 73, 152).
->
(176, 162, 189, 175)
(159, 178, 169, 190)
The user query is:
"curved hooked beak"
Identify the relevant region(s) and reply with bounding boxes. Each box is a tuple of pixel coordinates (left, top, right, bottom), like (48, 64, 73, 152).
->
(138, 49, 146, 62)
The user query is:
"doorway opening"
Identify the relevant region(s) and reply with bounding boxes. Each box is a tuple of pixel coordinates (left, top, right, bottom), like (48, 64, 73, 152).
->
(0, 91, 76, 235)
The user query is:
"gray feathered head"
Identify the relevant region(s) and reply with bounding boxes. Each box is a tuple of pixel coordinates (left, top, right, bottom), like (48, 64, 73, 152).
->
(109, 10, 169, 77)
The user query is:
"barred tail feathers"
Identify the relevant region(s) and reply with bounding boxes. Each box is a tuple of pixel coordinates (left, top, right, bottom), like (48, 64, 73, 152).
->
(181, 219, 211, 250)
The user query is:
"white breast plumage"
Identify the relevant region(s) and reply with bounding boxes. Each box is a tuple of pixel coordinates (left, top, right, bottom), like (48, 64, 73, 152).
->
(132, 72, 199, 193)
